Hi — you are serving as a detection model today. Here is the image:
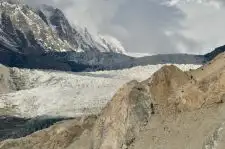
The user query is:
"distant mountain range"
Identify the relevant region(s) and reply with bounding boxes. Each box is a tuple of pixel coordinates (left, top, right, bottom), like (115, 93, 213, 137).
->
(0, 0, 224, 72)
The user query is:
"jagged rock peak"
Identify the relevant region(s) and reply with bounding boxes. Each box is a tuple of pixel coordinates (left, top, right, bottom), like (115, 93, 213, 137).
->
(0, 0, 127, 55)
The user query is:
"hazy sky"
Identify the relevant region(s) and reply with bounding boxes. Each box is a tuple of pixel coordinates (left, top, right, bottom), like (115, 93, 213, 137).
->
(24, 0, 225, 55)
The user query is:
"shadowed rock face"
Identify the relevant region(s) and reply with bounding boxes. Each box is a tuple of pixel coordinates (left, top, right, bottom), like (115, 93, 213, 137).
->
(0, 116, 72, 142)
(0, 116, 97, 149)
(42, 5, 79, 48)
(0, 116, 28, 141)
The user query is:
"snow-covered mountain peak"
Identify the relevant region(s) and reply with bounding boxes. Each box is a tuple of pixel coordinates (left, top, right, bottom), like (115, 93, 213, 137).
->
(0, 1, 73, 53)
(38, 4, 127, 54)
(0, 1, 127, 55)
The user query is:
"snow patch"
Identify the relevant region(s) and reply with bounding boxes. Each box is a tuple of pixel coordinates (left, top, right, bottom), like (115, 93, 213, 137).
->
(98, 35, 126, 54)
(125, 52, 152, 58)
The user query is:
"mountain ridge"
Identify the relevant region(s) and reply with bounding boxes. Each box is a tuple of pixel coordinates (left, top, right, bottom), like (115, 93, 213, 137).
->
(0, 0, 224, 72)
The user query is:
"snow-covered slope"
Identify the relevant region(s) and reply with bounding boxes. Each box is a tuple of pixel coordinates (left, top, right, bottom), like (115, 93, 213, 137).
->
(37, 4, 127, 54)
(0, 64, 201, 118)
(97, 35, 126, 54)
(0, 1, 127, 54)
(0, 1, 133, 72)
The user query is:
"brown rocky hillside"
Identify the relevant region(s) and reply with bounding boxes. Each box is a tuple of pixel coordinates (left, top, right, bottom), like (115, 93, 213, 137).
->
(1, 53, 225, 149)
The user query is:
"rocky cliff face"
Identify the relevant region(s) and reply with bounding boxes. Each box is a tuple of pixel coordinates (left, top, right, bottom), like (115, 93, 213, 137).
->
(0, 0, 132, 71)
(0, 0, 127, 54)
(0, 1, 69, 53)
(90, 81, 152, 149)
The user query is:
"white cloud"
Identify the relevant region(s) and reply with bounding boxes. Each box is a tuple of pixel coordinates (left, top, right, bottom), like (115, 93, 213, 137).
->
(176, 1, 225, 53)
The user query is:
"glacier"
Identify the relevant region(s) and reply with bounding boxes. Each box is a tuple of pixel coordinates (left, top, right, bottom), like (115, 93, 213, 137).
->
(0, 64, 201, 118)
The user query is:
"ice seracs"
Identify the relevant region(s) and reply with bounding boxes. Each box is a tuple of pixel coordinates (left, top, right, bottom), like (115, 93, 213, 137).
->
(0, 64, 201, 118)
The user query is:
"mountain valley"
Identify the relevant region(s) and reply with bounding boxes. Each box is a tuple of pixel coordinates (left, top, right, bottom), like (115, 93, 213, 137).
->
(0, 0, 225, 149)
